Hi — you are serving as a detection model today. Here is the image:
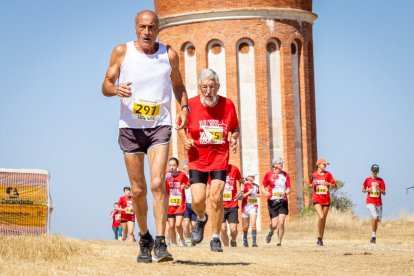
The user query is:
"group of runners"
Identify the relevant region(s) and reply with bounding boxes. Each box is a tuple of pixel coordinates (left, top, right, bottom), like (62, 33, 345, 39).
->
(102, 9, 386, 263)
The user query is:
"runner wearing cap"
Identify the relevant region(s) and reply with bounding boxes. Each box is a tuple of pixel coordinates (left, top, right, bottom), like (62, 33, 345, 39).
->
(309, 158, 336, 246)
(241, 173, 260, 247)
(220, 164, 243, 247)
(362, 164, 386, 244)
(262, 157, 291, 246)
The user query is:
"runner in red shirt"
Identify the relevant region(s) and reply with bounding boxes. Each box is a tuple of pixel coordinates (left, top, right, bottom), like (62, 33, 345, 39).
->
(117, 186, 136, 241)
(220, 164, 242, 247)
(165, 157, 188, 246)
(240, 173, 260, 247)
(178, 68, 239, 252)
(110, 202, 123, 240)
(362, 164, 386, 244)
(309, 158, 336, 246)
(262, 157, 291, 246)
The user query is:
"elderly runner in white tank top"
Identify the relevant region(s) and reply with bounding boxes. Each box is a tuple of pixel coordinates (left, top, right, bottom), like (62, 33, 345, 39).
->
(102, 10, 189, 263)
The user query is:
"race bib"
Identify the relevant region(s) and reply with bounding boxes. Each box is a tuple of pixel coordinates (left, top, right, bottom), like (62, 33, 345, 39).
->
(271, 188, 285, 200)
(169, 195, 182, 206)
(247, 196, 258, 204)
(202, 125, 224, 144)
(115, 214, 121, 221)
(132, 99, 160, 121)
(369, 186, 380, 198)
(316, 184, 328, 195)
(223, 191, 232, 201)
(126, 201, 134, 214)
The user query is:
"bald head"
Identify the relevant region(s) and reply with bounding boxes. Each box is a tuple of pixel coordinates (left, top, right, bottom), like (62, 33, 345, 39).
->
(135, 10, 159, 27)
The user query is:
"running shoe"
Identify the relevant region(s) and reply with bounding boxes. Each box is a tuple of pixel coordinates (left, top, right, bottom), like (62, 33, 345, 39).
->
(191, 214, 208, 245)
(316, 237, 323, 246)
(276, 242, 282, 246)
(252, 243, 258, 247)
(153, 237, 173, 262)
(370, 237, 376, 244)
(180, 239, 187, 247)
(243, 238, 249, 248)
(137, 235, 154, 263)
(230, 240, 237, 247)
(186, 239, 193, 247)
(266, 231, 273, 244)
(210, 237, 224, 252)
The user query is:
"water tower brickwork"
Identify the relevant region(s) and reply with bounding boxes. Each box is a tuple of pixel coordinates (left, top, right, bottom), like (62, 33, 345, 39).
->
(155, 0, 318, 233)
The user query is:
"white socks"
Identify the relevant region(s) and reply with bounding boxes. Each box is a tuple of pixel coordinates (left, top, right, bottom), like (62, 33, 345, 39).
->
(198, 214, 206, 222)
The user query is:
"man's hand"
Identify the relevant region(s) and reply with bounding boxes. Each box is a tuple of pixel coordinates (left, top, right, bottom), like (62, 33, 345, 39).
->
(115, 82, 132, 97)
(176, 108, 189, 130)
(184, 139, 194, 151)
(236, 191, 244, 200)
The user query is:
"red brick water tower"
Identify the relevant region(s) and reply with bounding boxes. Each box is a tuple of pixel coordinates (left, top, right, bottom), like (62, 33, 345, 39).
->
(155, 0, 318, 231)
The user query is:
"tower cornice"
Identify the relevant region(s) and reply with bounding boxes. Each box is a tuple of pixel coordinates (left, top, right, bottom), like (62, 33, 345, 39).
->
(159, 8, 317, 30)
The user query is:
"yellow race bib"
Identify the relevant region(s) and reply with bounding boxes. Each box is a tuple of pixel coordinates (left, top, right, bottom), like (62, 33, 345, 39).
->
(132, 99, 160, 121)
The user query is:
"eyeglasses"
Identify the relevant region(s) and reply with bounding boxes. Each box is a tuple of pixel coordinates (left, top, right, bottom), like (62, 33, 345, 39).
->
(200, 85, 217, 92)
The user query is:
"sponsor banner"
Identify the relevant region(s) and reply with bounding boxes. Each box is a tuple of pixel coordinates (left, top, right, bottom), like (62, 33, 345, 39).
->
(0, 205, 48, 227)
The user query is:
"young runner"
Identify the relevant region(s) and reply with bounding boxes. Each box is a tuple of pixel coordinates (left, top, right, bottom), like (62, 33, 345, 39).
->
(165, 157, 188, 246)
(362, 164, 386, 244)
(309, 158, 336, 246)
(110, 203, 123, 240)
(221, 164, 242, 247)
(118, 187, 136, 241)
(241, 173, 260, 247)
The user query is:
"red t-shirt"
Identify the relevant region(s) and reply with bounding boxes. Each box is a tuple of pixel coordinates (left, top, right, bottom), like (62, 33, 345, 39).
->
(166, 171, 188, 215)
(187, 95, 239, 171)
(241, 182, 260, 210)
(223, 164, 242, 209)
(262, 170, 291, 201)
(110, 210, 122, 227)
(363, 177, 386, 206)
(118, 195, 135, 221)
(310, 171, 336, 205)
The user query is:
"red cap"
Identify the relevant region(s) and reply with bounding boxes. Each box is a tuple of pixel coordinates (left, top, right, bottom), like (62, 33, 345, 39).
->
(316, 159, 329, 166)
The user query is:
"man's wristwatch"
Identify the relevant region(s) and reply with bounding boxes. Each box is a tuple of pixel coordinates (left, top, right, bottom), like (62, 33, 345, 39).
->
(181, 104, 190, 111)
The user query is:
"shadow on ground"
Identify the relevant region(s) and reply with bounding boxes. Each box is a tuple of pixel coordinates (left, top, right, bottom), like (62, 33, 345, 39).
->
(174, 260, 252, 266)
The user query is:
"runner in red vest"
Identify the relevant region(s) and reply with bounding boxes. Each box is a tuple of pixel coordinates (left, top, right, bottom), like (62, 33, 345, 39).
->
(110, 202, 123, 240)
(362, 164, 386, 244)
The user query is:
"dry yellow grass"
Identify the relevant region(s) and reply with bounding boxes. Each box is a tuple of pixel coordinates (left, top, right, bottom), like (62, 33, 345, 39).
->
(1, 211, 413, 275)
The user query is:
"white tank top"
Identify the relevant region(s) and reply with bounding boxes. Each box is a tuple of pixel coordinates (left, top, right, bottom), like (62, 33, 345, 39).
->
(118, 42, 172, 129)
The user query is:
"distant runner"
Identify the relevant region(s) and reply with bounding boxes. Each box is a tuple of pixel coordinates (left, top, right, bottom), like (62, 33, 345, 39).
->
(309, 159, 336, 246)
(362, 164, 386, 244)
(181, 160, 196, 246)
(110, 202, 123, 240)
(262, 157, 291, 246)
(221, 164, 242, 247)
(165, 157, 188, 246)
(117, 187, 136, 241)
(241, 173, 260, 247)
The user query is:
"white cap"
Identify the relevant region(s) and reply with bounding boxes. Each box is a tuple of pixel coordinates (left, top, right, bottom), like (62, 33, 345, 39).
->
(272, 157, 284, 165)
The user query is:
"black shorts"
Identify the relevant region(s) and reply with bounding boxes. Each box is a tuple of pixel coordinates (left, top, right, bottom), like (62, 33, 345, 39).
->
(183, 203, 197, 221)
(167, 213, 184, 219)
(189, 169, 227, 184)
(118, 126, 171, 154)
(268, 199, 289, 219)
(223, 207, 239, 224)
(120, 219, 134, 223)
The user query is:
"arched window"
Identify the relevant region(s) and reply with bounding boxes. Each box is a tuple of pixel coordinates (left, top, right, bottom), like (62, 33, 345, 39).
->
(207, 40, 227, 97)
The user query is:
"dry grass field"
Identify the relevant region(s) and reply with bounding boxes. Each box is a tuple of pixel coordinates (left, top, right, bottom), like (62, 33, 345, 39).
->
(1, 210, 413, 275)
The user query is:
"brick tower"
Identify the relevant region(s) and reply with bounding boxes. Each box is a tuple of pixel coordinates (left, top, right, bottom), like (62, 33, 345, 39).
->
(155, 0, 317, 231)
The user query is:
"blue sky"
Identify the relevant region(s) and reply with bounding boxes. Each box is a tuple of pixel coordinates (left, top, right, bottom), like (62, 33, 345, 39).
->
(0, 0, 413, 240)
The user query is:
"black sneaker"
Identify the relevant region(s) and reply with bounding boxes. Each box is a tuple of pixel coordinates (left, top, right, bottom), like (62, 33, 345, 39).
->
(137, 235, 154, 263)
(276, 242, 282, 246)
(370, 237, 376, 244)
(210, 238, 223, 252)
(153, 237, 173, 262)
(316, 237, 323, 246)
(252, 243, 258, 247)
(266, 231, 273, 244)
(243, 238, 248, 248)
(191, 214, 208, 245)
(230, 240, 237, 247)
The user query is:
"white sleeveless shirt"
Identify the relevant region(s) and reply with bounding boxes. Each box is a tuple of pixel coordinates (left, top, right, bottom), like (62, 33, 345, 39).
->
(118, 42, 172, 129)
